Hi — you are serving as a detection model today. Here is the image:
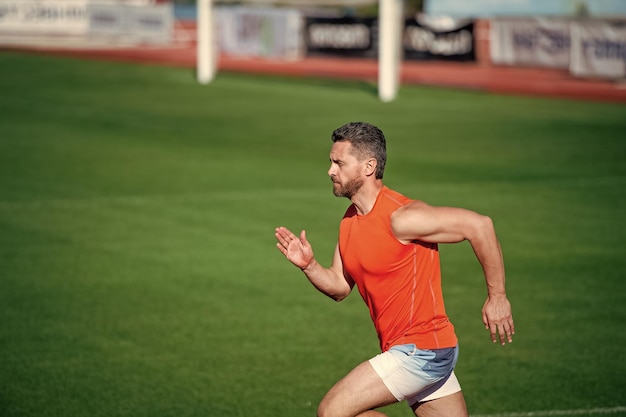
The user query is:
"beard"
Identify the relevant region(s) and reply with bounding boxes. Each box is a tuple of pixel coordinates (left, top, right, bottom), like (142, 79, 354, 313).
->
(332, 176, 364, 198)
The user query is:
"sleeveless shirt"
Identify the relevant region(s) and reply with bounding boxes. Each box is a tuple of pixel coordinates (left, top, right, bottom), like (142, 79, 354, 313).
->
(338, 187, 458, 351)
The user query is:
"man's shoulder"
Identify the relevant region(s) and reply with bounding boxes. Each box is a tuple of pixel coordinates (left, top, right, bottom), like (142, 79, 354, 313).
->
(380, 187, 413, 208)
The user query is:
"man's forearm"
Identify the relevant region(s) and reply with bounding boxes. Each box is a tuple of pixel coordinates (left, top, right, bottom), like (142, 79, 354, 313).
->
(468, 218, 507, 296)
(301, 259, 351, 301)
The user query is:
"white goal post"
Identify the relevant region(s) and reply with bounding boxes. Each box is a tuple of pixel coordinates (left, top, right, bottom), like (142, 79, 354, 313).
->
(196, 0, 403, 102)
(196, 0, 216, 84)
(378, 0, 403, 102)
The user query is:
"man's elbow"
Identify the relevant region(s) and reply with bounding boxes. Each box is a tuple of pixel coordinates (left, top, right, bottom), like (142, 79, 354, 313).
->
(479, 214, 495, 231)
(329, 293, 348, 302)
(467, 214, 496, 242)
(327, 287, 351, 302)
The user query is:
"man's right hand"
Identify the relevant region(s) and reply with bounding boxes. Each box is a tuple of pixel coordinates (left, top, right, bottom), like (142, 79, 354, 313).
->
(275, 227, 314, 270)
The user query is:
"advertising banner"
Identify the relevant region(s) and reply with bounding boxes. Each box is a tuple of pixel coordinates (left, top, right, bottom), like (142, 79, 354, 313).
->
(570, 21, 626, 79)
(88, 3, 173, 44)
(0, 0, 170, 43)
(0, 0, 89, 34)
(490, 18, 570, 68)
(403, 18, 475, 61)
(304, 16, 377, 58)
(216, 6, 303, 60)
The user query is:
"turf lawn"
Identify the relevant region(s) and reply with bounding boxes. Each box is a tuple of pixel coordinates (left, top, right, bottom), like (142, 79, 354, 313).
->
(0, 51, 624, 417)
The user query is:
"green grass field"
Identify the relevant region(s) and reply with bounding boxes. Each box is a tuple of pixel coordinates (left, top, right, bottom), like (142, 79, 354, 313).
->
(0, 50, 624, 417)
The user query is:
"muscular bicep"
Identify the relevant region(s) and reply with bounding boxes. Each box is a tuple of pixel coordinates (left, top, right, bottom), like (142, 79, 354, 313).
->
(391, 201, 489, 244)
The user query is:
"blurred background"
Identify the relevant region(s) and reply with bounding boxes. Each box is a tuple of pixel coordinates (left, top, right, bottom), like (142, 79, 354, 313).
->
(1, 0, 626, 102)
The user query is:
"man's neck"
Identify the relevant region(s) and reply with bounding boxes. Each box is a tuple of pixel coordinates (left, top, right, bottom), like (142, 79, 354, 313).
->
(351, 181, 384, 216)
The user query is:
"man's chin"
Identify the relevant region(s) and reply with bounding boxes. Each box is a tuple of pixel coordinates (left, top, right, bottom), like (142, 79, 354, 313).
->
(332, 188, 345, 198)
(332, 180, 361, 199)
(332, 188, 351, 199)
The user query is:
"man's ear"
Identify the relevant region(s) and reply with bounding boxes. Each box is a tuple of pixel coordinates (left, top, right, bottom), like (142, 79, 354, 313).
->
(364, 158, 377, 177)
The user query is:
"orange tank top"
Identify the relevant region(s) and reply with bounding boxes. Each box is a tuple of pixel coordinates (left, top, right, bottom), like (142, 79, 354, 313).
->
(339, 187, 457, 351)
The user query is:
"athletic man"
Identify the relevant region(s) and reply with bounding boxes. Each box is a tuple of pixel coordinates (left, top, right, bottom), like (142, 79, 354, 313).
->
(275, 122, 514, 417)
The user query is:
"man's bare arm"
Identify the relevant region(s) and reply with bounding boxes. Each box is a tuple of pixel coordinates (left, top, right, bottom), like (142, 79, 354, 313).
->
(275, 227, 353, 301)
(391, 202, 515, 345)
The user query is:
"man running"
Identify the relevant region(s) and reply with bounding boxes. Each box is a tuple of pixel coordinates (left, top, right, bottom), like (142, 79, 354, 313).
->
(275, 121, 514, 417)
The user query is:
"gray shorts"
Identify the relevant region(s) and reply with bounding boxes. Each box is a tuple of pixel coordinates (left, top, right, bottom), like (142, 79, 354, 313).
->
(369, 344, 461, 406)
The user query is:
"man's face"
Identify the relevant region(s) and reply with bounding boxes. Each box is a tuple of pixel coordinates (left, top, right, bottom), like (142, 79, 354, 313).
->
(328, 141, 364, 198)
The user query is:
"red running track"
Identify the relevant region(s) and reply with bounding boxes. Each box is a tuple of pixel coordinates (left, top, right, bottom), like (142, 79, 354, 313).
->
(6, 34, 626, 104)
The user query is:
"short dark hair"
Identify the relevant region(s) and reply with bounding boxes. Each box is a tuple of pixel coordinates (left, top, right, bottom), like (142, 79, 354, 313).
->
(331, 122, 387, 179)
